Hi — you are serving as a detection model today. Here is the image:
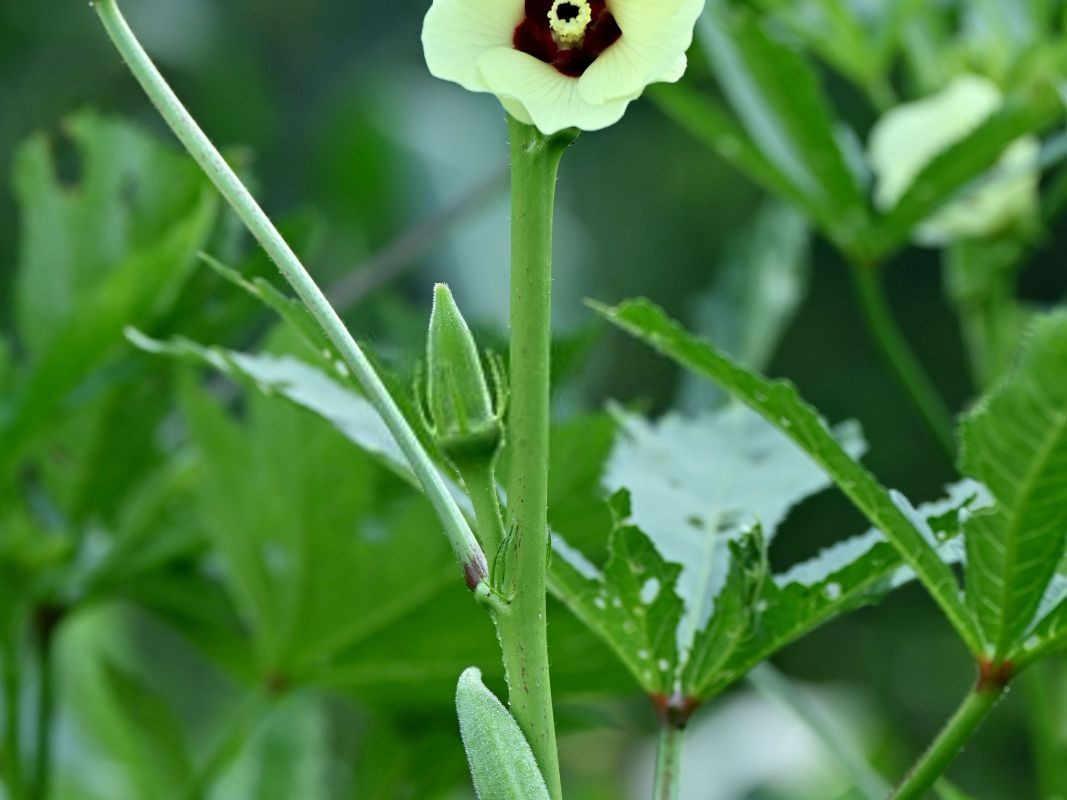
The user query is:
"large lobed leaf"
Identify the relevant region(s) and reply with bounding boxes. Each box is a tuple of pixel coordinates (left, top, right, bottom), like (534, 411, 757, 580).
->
(551, 411, 984, 701)
(603, 406, 862, 661)
(1, 112, 218, 479)
(594, 298, 983, 654)
(960, 312, 1067, 659)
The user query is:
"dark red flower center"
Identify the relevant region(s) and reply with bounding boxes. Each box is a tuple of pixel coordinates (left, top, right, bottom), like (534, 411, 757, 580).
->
(513, 0, 622, 78)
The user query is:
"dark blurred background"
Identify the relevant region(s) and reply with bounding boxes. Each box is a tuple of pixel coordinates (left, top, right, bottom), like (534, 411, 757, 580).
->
(3, 1, 1067, 797)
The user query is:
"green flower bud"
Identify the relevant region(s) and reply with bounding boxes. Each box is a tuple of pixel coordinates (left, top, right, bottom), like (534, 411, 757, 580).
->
(425, 284, 505, 464)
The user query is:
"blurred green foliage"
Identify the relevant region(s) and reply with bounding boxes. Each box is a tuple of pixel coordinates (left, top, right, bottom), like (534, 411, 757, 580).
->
(2, 0, 1067, 798)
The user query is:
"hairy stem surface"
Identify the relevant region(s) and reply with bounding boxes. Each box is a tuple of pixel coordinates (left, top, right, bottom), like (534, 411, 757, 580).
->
(495, 116, 570, 800)
(653, 723, 684, 800)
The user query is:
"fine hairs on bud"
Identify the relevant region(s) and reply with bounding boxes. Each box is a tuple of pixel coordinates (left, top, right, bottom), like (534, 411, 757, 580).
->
(424, 283, 505, 464)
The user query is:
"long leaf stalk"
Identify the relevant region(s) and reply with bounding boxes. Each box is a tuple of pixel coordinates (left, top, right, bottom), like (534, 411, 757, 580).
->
(492, 116, 572, 800)
(891, 679, 1006, 800)
(848, 261, 955, 460)
(92, 0, 486, 588)
(653, 722, 684, 800)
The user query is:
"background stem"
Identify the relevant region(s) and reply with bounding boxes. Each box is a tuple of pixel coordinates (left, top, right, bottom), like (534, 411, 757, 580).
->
(29, 613, 57, 800)
(848, 261, 955, 459)
(748, 663, 889, 799)
(891, 684, 1004, 800)
(653, 724, 684, 800)
(495, 116, 569, 800)
(1022, 658, 1067, 798)
(92, 0, 485, 585)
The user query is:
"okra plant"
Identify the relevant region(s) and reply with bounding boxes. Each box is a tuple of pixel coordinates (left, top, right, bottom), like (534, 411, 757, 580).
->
(1, 0, 1066, 797)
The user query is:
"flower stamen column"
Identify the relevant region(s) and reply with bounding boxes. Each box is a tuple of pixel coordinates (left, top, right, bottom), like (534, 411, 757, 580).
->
(496, 116, 573, 800)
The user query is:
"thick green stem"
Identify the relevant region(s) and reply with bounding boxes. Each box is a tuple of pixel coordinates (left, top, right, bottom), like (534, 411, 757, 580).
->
(891, 684, 1004, 800)
(848, 262, 955, 460)
(653, 724, 684, 800)
(92, 0, 485, 586)
(495, 116, 570, 800)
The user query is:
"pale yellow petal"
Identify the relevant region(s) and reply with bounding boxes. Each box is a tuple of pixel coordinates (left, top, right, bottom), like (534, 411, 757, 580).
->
(869, 74, 1001, 211)
(917, 137, 1040, 245)
(478, 47, 637, 133)
(578, 0, 704, 104)
(423, 0, 524, 93)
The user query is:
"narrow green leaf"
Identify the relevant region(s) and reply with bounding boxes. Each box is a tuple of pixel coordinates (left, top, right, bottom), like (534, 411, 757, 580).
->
(95, 660, 194, 793)
(682, 525, 767, 698)
(200, 253, 334, 361)
(961, 312, 1067, 658)
(748, 0, 899, 101)
(455, 667, 552, 800)
(128, 331, 414, 483)
(594, 298, 982, 653)
(648, 84, 807, 209)
(704, 481, 988, 697)
(604, 406, 863, 660)
(697, 5, 868, 252)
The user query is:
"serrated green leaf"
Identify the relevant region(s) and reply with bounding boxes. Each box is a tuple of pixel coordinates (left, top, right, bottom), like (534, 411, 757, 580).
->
(455, 667, 551, 800)
(549, 493, 685, 696)
(13, 112, 208, 356)
(604, 406, 863, 661)
(128, 331, 413, 483)
(696, 5, 868, 253)
(703, 481, 988, 697)
(961, 312, 1067, 658)
(682, 525, 767, 698)
(200, 253, 335, 362)
(179, 372, 459, 679)
(594, 298, 982, 653)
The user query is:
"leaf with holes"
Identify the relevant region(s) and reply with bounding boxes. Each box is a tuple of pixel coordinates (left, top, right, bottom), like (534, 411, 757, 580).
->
(594, 297, 982, 653)
(699, 481, 989, 698)
(549, 492, 686, 696)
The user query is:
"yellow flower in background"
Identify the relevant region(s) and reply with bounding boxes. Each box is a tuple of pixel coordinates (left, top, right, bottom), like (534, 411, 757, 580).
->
(869, 74, 1040, 246)
(422, 0, 705, 134)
